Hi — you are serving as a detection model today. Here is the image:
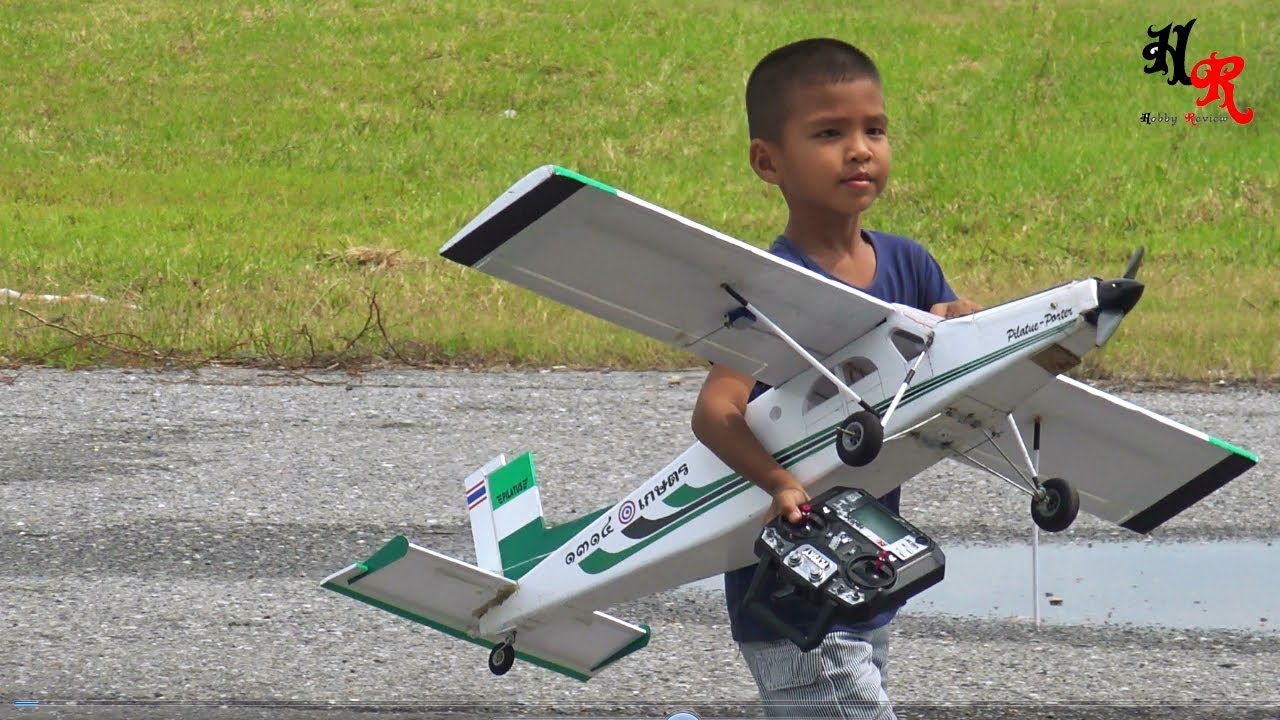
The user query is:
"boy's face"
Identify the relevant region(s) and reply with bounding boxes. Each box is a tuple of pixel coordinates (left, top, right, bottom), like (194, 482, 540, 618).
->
(751, 78, 891, 220)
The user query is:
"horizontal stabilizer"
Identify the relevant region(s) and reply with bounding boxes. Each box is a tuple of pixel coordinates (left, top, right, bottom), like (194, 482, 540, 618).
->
(322, 536, 650, 681)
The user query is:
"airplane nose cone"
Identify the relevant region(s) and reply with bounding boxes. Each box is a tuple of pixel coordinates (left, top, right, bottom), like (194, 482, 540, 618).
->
(1097, 278, 1144, 315)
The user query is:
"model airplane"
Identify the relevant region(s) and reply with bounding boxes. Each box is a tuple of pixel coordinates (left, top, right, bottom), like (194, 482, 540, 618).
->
(321, 165, 1258, 681)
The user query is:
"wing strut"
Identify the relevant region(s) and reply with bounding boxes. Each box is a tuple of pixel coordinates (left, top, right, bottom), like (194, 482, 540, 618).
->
(721, 284, 877, 416)
(951, 414, 1044, 498)
(879, 331, 935, 432)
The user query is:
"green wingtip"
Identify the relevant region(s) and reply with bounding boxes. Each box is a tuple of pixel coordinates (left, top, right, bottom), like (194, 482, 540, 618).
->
(553, 166, 618, 195)
(1209, 436, 1258, 463)
(347, 535, 409, 584)
(590, 624, 652, 672)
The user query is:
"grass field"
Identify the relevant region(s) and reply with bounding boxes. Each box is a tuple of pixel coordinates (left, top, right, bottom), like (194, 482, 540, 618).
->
(2, 1, 1277, 379)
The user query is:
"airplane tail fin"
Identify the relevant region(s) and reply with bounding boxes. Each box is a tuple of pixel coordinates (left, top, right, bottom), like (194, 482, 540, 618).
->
(323, 452, 648, 680)
(464, 452, 609, 580)
(321, 537, 650, 681)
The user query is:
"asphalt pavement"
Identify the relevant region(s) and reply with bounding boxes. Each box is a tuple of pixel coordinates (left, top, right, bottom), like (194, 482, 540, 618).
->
(2, 368, 1276, 719)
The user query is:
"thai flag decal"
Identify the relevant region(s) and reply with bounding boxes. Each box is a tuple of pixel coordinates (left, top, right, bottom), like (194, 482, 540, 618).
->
(466, 479, 487, 511)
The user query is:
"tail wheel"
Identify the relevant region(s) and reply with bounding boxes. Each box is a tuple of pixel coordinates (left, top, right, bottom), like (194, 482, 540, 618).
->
(1031, 477, 1079, 532)
(835, 410, 884, 467)
(488, 641, 515, 675)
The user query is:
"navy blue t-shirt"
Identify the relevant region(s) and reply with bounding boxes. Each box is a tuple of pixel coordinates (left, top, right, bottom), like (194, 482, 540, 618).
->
(725, 230, 957, 643)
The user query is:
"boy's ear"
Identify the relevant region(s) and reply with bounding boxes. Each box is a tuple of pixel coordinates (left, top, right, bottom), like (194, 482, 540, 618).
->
(749, 138, 782, 185)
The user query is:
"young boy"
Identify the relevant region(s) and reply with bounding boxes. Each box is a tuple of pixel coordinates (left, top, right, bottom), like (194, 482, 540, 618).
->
(691, 39, 979, 719)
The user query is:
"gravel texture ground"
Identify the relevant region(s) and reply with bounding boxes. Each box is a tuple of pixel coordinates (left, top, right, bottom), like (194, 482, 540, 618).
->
(1, 368, 1276, 720)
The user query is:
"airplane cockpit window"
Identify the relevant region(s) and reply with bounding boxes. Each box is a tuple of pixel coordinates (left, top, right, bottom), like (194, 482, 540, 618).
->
(891, 329, 927, 361)
(803, 357, 878, 413)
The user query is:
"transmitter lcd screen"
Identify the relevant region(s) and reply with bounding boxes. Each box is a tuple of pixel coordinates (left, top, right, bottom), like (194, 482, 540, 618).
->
(850, 501, 909, 545)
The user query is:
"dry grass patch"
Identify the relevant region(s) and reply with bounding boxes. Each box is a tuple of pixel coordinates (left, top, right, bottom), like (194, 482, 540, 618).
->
(319, 246, 409, 271)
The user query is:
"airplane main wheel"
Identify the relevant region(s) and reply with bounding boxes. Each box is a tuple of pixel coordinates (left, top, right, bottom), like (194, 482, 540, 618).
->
(488, 642, 515, 676)
(835, 411, 884, 467)
(1031, 477, 1079, 532)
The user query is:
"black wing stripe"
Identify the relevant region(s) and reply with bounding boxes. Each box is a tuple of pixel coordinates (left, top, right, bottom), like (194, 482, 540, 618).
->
(440, 174, 583, 267)
(1121, 453, 1256, 534)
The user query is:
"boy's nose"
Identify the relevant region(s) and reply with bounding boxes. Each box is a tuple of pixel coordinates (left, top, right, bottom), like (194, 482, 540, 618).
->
(845, 138, 872, 161)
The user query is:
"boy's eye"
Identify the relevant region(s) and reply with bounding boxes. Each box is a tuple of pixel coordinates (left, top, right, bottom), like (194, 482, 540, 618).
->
(815, 128, 840, 138)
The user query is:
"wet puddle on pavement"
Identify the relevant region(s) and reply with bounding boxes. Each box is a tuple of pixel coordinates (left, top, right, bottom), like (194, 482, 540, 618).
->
(906, 539, 1278, 633)
(687, 540, 1278, 633)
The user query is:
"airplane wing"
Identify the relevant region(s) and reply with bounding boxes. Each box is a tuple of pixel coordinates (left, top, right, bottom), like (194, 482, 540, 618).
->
(321, 536, 650, 681)
(439, 165, 894, 387)
(961, 376, 1258, 533)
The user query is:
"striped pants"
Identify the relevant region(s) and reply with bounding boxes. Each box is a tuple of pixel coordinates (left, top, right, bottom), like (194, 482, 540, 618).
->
(738, 626, 894, 719)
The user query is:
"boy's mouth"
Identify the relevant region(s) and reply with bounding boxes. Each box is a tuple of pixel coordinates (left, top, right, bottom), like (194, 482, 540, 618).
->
(841, 172, 875, 186)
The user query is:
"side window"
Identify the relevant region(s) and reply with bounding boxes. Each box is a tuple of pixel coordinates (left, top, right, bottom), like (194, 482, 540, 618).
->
(891, 329, 927, 361)
(803, 357, 878, 413)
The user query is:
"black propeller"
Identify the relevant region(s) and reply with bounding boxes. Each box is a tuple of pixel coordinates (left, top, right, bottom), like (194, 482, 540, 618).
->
(1123, 245, 1145, 280)
(1094, 246, 1145, 345)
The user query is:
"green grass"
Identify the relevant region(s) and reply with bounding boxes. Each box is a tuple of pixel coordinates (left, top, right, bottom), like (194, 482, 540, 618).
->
(1, 0, 1277, 379)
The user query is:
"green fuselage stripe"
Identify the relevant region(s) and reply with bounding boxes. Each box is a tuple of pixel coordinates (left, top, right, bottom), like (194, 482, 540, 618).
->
(499, 507, 610, 580)
(577, 322, 1075, 574)
(897, 323, 1067, 403)
(577, 423, 837, 573)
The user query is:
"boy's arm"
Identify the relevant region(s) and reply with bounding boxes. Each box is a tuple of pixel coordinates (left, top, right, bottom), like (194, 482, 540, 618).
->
(691, 364, 809, 524)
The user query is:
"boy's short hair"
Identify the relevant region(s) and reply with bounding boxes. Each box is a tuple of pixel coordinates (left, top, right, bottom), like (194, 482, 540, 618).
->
(746, 38, 881, 142)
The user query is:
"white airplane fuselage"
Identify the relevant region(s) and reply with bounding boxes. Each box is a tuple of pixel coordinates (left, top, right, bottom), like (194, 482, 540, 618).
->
(477, 278, 1103, 636)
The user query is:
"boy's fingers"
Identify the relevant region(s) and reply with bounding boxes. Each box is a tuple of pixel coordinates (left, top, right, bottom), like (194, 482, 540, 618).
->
(778, 487, 809, 523)
(931, 298, 982, 319)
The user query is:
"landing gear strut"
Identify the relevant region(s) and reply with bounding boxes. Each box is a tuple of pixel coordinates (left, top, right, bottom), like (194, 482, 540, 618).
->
(952, 414, 1081, 532)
